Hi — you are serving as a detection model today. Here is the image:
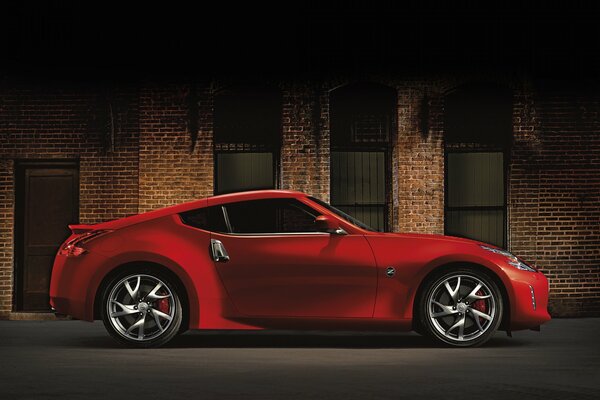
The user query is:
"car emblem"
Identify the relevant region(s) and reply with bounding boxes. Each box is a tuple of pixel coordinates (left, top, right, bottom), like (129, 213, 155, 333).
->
(386, 267, 396, 277)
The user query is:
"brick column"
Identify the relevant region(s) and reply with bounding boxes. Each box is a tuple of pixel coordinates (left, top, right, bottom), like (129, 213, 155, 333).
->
(280, 83, 330, 201)
(394, 87, 445, 234)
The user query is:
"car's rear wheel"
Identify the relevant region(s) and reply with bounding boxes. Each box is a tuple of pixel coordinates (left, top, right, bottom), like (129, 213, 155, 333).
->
(100, 270, 182, 348)
(417, 267, 503, 347)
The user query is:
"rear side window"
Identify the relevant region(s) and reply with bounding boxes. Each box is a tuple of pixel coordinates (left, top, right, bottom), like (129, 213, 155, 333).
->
(180, 206, 228, 233)
(224, 198, 318, 234)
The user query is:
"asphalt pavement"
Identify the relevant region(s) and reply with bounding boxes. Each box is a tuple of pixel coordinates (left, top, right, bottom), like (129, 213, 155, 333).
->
(0, 318, 599, 399)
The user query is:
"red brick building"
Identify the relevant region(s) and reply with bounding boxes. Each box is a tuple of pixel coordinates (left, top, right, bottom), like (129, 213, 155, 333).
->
(1, 74, 598, 319)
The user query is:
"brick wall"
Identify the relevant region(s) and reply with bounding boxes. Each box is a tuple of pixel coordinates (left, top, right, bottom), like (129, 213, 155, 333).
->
(511, 88, 600, 316)
(0, 78, 598, 317)
(138, 83, 213, 213)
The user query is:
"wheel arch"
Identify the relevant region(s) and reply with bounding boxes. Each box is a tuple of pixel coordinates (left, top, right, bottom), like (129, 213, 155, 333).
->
(411, 261, 512, 331)
(91, 259, 197, 331)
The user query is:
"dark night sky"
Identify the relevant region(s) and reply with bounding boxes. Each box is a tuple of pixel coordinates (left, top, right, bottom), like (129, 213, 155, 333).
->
(1, 1, 599, 82)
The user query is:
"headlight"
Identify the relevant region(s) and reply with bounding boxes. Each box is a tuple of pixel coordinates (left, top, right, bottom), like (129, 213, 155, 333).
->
(480, 245, 537, 272)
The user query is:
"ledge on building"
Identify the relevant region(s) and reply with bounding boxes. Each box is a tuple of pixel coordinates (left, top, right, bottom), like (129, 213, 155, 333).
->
(6, 312, 71, 321)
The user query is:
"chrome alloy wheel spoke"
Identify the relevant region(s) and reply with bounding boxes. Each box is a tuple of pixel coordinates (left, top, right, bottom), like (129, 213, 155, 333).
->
(468, 308, 493, 333)
(146, 282, 171, 301)
(444, 277, 461, 303)
(465, 283, 491, 302)
(469, 308, 493, 322)
(109, 300, 138, 318)
(127, 313, 147, 339)
(150, 310, 165, 333)
(124, 276, 141, 301)
(467, 309, 484, 331)
(446, 314, 466, 340)
(431, 301, 458, 318)
(151, 309, 173, 322)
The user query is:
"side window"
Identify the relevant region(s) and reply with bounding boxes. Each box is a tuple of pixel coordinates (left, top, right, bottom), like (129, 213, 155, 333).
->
(224, 199, 319, 234)
(180, 206, 228, 233)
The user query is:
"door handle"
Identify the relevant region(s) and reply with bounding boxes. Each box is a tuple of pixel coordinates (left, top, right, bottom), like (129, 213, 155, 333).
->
(210, 239, 230, 263)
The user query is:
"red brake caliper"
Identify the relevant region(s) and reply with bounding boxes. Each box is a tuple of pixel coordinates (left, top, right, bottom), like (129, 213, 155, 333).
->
(156, 297, 170, 315)
(472, 290, 487, 324)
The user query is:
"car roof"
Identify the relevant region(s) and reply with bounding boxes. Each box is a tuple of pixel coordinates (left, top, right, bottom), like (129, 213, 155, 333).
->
(207, 189, 306, 206)
(95, 190, 308, 230)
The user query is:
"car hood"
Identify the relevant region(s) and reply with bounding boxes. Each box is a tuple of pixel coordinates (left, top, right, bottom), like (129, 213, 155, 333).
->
(373, 231, 490, 247)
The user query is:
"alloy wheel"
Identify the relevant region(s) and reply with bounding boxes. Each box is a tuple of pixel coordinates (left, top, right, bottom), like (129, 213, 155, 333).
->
(106, 274, 176, 342)
(427, 274, 496, 342)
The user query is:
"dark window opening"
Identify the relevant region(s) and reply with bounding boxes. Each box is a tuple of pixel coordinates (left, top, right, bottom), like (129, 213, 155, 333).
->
(214, 86, 281, 195)
(330, 151, 386, 231)
(445, 83, 512, 147)
(444, 83, 511, 248)
(215, 152, 274, 194)
(446, 152, 505, 247)
(214, 86, 281, 146)
(330, 82, 396, 232)
(330, 82, 396, 147)
(180, 206, 228, 233)
(224, 199, 319, 234)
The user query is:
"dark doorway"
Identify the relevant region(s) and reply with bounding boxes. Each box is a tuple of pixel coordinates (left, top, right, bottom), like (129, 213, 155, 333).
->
(15, 161, 79, 311)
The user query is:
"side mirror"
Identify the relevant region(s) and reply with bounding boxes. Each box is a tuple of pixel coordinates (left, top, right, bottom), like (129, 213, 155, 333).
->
(315, 215, 347, 235)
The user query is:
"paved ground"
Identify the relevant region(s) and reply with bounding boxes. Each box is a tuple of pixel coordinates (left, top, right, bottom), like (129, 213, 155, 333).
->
(0, 319, 599, 399)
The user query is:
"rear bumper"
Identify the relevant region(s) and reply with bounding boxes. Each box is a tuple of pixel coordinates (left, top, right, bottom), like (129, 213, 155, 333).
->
(509, 271, 551, 330)
(49, 250, 108, 321)
(49, 296, 85, 319)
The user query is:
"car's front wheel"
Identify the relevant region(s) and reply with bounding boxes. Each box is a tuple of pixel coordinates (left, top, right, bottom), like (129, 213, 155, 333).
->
(417, 267, 503, 347)
(100, 270, 183, 348)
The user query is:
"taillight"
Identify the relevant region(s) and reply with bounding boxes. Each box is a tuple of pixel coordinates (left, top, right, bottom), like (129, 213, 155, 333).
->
(59, 230, 111, 257)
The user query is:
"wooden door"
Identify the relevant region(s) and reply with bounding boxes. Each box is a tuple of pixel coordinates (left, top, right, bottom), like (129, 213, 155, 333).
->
(15, 162, 79, 311)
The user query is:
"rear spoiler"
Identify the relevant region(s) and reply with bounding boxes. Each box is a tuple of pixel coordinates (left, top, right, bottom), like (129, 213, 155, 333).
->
(68, 224, 96, 235)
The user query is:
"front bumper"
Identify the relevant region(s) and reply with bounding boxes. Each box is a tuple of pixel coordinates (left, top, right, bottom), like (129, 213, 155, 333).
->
(508, 270, 551, 330)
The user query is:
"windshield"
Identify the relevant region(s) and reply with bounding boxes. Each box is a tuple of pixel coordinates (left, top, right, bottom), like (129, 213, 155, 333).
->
(308, 196, 378, 232)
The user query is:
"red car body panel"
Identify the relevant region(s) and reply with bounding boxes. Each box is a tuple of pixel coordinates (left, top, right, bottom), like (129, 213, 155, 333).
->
(49, 190, 551, 332)
(210, 232, 377, 318)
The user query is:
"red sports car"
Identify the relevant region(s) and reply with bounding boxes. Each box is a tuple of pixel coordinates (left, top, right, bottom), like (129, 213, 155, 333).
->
(50, 190, 550, 347)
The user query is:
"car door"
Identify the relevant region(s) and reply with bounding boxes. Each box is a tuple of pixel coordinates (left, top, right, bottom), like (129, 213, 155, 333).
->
(208, 198, 377, 318)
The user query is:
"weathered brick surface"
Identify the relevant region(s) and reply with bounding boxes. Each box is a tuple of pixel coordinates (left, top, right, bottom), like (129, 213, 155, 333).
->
(394, 85, 445, 234)
(280, 83, 330, 201)
(511, 89, 600, 316)
(138, 83, 213, 213)
(0, 79, 598, 318)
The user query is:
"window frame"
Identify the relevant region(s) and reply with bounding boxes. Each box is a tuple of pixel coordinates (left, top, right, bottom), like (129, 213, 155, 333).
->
(219, 198, 329, 236)
(329, 147, 390, 232)
(443, 147, 509, 248)
(329, 83, 396, 233)
(212, 86, 282, 196)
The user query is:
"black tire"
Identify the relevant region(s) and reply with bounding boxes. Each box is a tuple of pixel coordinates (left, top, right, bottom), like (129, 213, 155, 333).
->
(100, 267, 183, 348)
(416, 267, 503, 347)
